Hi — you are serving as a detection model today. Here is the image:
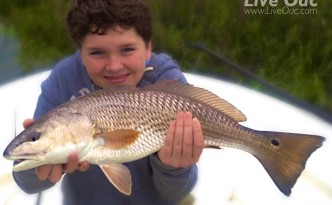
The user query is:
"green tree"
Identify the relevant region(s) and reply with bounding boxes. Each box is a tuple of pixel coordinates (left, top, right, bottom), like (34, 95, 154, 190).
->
(0, 0, 74, 68)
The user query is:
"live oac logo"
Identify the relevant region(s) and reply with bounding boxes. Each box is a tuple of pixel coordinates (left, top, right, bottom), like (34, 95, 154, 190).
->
(244, 0, 317, 7)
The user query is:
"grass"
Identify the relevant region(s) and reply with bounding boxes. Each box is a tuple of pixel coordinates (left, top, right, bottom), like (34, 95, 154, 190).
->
(0, 0, 331, 114)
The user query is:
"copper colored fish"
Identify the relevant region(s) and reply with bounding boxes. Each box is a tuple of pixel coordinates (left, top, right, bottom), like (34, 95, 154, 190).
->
(3, 80, 325, 196)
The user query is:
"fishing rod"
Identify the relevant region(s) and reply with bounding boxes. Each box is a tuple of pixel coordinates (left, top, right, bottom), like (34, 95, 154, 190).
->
(36, 192, 42, 205)
(189, 43, 332, 124)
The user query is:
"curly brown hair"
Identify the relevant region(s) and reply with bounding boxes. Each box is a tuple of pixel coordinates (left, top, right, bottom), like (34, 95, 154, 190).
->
(66, 0, 152, 47)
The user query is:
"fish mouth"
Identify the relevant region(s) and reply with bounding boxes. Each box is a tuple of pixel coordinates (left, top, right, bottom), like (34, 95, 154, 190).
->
(9, 153, 47, 172)
(5, 152, 45, 162)
(13, 159, 26, 165)
(12, 159, 39, 172)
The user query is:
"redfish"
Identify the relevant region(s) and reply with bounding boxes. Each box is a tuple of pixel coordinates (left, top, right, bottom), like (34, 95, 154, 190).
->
(3, 80, 325, 196)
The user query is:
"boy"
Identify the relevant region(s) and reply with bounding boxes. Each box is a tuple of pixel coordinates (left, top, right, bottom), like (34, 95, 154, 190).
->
(14, 0, 204, 204)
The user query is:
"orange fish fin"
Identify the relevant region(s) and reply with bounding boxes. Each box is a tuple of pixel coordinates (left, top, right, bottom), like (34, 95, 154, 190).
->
(143, 80, 246, 122)
(255, 131, 325, 196)
(100, 164, 132, 195)
(97, 129, 140, 149)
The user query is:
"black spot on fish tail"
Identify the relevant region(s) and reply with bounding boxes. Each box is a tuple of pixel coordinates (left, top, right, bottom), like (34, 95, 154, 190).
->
(255, 131, 325, 196)
(271, 139, 280, 147)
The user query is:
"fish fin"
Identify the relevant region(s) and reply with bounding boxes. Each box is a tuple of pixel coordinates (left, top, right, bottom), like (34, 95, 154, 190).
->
(204, 145, 222, 149)
(87, 85, 139, 99)
(96, 129, 140, 149)
(98, 85, 139, 93)
(255, 131, 325, 196)
(100, 164, 132, 195)
(143, 80, 246, 122)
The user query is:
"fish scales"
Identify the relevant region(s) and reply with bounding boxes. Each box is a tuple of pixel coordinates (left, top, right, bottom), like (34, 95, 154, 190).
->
(3, 80, 325, 196)
(73, 90, 176, 163)
(70, 86, 286, 163)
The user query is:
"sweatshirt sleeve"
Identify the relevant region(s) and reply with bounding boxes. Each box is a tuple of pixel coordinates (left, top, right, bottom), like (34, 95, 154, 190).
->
(12, 168, 54, 194)
(145, 53, 198, 202)
(149, 154, 198, 202)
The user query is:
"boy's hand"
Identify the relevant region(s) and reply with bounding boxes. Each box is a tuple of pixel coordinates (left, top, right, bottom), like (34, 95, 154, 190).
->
(158, 112, 204, 168)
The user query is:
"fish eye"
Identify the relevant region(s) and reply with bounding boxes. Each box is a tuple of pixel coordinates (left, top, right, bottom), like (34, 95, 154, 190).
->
(29, 132, 41, 142)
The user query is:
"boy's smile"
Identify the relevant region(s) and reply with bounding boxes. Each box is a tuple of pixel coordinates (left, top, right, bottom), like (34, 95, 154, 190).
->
(104, 73, 130, 84)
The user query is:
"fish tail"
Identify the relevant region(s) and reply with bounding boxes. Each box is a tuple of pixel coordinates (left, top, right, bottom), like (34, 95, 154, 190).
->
(255, 131, 325, 196)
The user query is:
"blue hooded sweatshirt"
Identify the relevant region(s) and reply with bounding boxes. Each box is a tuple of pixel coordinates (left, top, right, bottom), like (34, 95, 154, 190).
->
(13, 51, 198, 205)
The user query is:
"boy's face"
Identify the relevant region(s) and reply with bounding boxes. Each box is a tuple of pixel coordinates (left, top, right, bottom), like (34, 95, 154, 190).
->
(81, 26, 152, 88)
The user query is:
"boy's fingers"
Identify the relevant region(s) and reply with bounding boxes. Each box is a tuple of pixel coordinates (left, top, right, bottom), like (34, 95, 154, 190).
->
(23, 118, 34, 128)
(192, 118, 204, 161)
(62, 152, 79, 173)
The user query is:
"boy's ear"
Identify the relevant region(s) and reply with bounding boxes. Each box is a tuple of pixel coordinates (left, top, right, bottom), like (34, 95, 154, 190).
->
(146, 41, 152, 60)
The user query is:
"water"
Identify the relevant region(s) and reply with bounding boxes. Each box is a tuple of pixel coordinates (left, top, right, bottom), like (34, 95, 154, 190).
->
(0, 32, 25, 85)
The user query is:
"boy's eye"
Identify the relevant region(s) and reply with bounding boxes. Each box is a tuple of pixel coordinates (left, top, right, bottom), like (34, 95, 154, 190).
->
(90, 51, 105, 56)
(121, 47, 134, 54)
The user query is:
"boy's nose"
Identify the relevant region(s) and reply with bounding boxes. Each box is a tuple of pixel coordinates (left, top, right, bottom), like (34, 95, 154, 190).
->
(105, 56, 124, 71)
